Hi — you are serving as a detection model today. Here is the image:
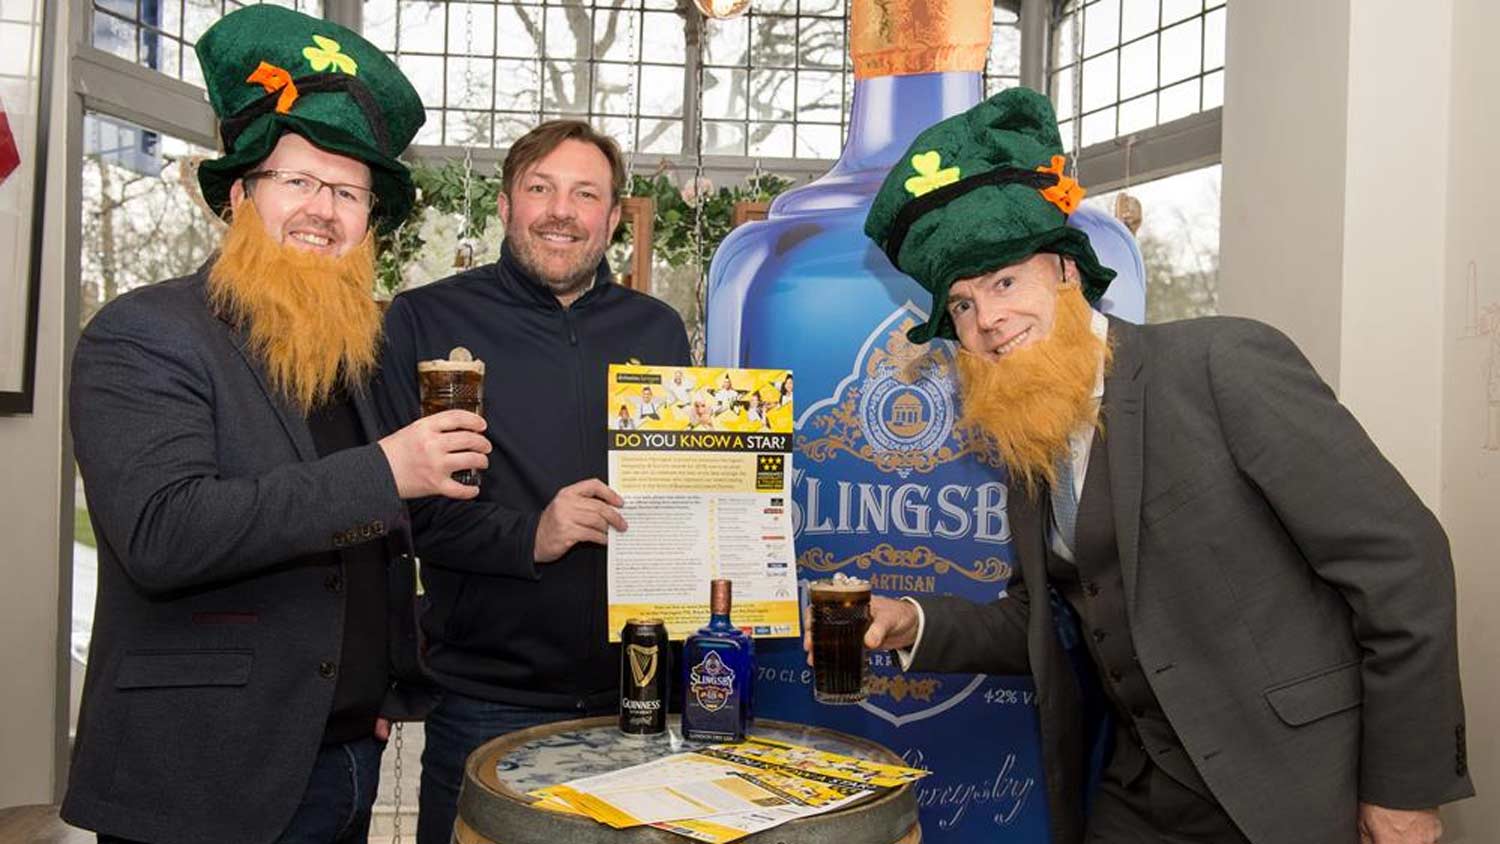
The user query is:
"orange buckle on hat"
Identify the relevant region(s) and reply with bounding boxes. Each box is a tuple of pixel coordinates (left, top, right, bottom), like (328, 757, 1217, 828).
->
(1036, 155, 1086, 215)
(247, 61, 299, 114)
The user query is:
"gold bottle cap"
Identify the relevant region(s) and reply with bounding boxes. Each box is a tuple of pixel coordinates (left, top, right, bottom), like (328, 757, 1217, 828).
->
(850, 0, 992, 80)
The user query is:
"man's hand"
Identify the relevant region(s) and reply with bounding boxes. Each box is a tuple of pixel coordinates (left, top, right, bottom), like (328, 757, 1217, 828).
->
(534, 479, 627, 563)
(803, 596, 920, 665)
(1359, 803, 1443, 844)
(375, 717, 391, 742)
(378, 410, 490, 500)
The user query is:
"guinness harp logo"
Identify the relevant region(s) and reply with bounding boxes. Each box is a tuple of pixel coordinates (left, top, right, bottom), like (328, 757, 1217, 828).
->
(627, 644, 659, 688)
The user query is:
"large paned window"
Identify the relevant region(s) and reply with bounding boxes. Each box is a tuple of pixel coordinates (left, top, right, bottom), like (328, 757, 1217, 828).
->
(700, 0, 847, 159)
(984, 5, 1022, 97)
(89, 0, 323, 85)
(363, 0, 689, 151)
(1051, 0, 1225, 148)
(363, 1, 1022, 160)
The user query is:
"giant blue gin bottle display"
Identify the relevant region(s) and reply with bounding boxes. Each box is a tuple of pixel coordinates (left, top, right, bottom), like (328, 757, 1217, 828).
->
(705, 0, 1145, 840)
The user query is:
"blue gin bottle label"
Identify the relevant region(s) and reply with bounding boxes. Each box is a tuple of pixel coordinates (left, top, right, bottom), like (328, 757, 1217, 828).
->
(689, 650, 735, 713)
(684, 644, 748, 742)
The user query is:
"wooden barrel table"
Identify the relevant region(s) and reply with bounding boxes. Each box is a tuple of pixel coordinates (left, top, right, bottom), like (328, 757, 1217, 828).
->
(455, 716, 921, 844)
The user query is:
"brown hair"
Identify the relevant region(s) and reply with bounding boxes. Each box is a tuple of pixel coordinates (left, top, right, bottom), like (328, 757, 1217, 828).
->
(502, 119, 627, 204)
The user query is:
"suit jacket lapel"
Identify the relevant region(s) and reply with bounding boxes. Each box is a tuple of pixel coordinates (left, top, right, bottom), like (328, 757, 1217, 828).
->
(199, 269, 318, 462)
(1011, 482, 1049, 603)
(1103, 316, 1145, 612)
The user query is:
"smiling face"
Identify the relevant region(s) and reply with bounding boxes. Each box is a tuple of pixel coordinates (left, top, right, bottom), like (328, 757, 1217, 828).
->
(946, 252, 1077, 361)
(498, 138, 622, 306)
(690, 394, 713, 424)
(228, 133, 372, 257)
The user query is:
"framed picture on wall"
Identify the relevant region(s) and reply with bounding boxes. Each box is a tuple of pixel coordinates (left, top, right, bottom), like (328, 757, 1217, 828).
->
(0, 0, 55, 414)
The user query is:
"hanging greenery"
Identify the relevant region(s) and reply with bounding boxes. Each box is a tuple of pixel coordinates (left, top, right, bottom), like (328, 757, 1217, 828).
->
(375, 160, 796, 298)
(616, 171, 795, 269)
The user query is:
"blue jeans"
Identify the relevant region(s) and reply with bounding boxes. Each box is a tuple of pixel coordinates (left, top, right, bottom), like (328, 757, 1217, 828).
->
(417, 692, 580, 844)
(97, 735, 384, 844)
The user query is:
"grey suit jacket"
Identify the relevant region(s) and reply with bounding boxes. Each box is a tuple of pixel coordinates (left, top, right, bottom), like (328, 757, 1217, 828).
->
(911, 316, 1472, 844)
(62, 270, 428, 844)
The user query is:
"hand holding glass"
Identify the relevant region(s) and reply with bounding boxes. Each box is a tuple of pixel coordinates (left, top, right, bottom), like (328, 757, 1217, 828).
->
(418, 347, 485, 486)
(809, 576, 872, 704)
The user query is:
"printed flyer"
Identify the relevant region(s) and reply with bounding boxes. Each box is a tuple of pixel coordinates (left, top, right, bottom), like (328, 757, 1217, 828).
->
(529, 736, 928, 843)
(606, 364, 798, 641)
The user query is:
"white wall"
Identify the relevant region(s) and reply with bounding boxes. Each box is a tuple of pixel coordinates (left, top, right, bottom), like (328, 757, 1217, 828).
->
(1441, 0, 1500, 838)
(1222, 0, 1497, 837)
(1337, 0, 1452, 504)
(1218, 0, 1350, 385)
(0, 2, 71, 807)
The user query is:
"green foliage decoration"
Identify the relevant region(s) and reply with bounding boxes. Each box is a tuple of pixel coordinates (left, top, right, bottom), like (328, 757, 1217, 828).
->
(615, 171, 795, 270)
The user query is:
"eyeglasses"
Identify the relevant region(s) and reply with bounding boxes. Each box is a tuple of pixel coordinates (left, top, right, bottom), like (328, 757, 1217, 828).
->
(244, 169, 377, 213)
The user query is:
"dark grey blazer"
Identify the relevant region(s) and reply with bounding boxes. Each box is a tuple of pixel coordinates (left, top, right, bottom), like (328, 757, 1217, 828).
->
(911, 316, 1472, 844)
(62, 269, 428, 844)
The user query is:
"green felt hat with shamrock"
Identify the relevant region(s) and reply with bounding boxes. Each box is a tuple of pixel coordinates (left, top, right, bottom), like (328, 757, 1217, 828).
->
(195, 5, 425, 231)
(865, 87, 1116, 343)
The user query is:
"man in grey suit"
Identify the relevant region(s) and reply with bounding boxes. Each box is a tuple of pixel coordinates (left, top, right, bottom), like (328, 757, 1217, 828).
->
(62, 8, 489, 844)
(844, 88, 1472, 844)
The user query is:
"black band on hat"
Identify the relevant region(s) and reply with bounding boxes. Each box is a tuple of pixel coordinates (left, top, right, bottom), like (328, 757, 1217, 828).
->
(220, 72, 391, 157)
(883, 166, 1060, 267)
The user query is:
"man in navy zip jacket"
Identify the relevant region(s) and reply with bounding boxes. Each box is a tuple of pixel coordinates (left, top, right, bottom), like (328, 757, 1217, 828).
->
(373, 120, 691, 844)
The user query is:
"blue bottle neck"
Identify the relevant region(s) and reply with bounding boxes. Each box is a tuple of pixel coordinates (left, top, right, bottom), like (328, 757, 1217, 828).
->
(833, 71, 986, 175)
(706, 612, 736, 632)
(769, 71, 984, 215)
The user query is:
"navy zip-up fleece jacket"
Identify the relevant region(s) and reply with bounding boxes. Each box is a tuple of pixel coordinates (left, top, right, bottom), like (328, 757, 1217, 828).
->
(374, 243, 691, 711)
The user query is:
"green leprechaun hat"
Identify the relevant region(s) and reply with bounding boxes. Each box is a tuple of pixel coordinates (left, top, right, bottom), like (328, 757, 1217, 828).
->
(865, 87, 1116, 343)
(195, 5, 425, 231)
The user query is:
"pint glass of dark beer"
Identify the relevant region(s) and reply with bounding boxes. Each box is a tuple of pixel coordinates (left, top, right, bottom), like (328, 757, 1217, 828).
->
(417, 348, 485, 486)
(810, 575, 872, 704)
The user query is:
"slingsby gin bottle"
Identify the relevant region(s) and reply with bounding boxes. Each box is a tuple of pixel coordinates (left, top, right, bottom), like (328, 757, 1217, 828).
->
(705, 1, 1060, 839)
(681, 579, 754, 743)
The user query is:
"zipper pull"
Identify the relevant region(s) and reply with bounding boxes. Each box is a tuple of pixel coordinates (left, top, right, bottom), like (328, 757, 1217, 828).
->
(564, 311, 578, 345)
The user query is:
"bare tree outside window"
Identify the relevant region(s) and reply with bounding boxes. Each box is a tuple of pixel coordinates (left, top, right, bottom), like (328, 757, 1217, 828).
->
(1083, 164, 1221, 323)
(363, 0, 687, 152)
(79, 115, 221, 328)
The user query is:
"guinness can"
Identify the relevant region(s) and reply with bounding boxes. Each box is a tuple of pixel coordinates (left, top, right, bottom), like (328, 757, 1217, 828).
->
(620, 618, 669, 735)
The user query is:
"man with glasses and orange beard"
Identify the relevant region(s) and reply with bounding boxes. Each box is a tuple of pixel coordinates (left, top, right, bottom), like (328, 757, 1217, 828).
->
(63, 8, 489, 843)
(839, 88, 1472, 844)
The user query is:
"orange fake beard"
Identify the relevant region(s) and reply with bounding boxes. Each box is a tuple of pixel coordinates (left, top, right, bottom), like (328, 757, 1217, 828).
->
(955, 287, 1111, 498)
(207, 201, 382, 412)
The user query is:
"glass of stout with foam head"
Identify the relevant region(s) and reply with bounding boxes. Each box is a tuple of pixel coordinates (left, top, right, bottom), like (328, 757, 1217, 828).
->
(810, 573, 872, 704)
(417, 346, 485, 487)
